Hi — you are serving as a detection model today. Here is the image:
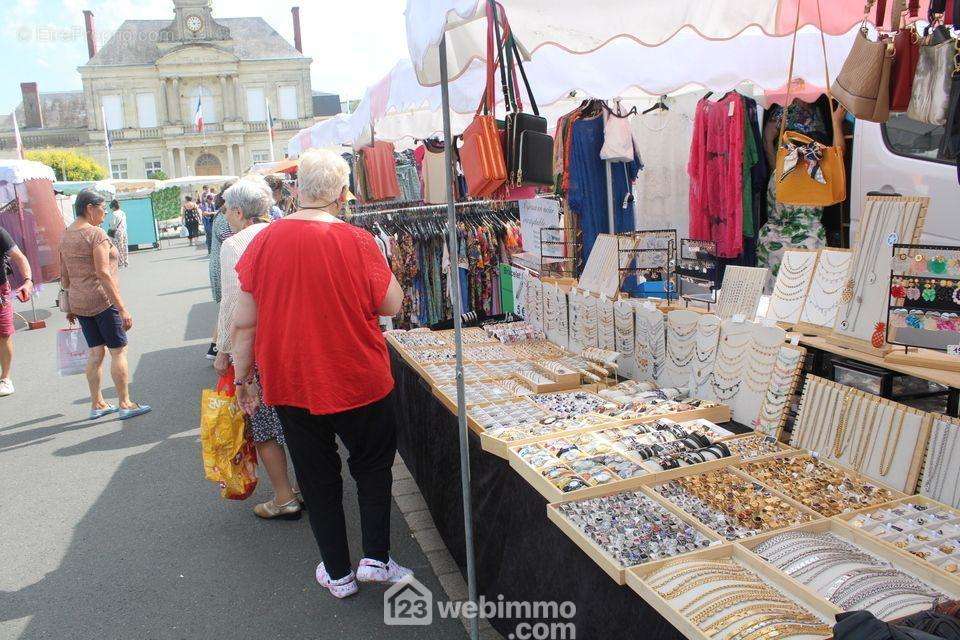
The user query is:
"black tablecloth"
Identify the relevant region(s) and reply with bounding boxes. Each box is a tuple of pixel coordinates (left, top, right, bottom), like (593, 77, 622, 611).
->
(390, 348, 686, 640)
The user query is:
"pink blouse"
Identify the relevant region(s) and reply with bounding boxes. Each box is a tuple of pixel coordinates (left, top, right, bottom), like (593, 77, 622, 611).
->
(688, 94, 745, 259)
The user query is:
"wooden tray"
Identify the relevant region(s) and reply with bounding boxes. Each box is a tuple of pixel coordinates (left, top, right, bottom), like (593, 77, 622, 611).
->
(546, 483, 725, 584)
(834, 495, 960, 589)
(739, 518, 960, 619)
(718, 431, 798, 463)
(625, 544, 839, 640)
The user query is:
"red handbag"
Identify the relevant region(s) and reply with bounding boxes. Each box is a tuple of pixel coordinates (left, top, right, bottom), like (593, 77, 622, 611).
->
(889, 0, 922, 111)
(461, 2, 507, 198)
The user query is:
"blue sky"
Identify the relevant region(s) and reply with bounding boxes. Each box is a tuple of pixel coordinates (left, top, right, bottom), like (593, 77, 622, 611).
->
(2, 0, 410, 114)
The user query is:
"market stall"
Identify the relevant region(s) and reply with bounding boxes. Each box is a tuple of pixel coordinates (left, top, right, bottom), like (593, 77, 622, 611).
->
(0, 160, 64, 287)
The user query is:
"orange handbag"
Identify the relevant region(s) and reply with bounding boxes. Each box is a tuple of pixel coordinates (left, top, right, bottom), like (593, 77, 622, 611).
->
(461, 2, 507, 198)
(775, 0, 847, 207)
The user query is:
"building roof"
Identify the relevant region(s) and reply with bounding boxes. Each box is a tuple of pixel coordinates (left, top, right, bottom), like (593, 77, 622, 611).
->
(0, 90, 88, 131)
(85, 17, 303, 66)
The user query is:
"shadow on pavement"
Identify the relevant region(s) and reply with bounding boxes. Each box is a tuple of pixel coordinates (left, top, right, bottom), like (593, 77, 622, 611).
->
(184, 301, 217, 342)
(158, 286, 211, 297)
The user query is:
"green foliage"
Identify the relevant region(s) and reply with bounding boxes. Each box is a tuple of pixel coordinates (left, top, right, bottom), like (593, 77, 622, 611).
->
(151, 186, 182, 221)
(147, 169, 168, 180)
(25, 149, 106, 181)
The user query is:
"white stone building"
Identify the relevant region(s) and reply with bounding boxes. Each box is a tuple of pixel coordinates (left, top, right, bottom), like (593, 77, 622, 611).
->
(1, 0, 337, 178)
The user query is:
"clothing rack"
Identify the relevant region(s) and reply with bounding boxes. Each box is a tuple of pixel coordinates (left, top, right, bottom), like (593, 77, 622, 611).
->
(348, 199, 517, 221)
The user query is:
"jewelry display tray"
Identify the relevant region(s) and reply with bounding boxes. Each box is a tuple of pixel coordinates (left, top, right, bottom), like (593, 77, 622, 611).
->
(625, 515, 960, 640)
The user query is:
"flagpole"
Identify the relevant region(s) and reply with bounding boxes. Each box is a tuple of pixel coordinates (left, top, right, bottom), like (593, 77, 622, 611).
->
(266, 96, 276, 162)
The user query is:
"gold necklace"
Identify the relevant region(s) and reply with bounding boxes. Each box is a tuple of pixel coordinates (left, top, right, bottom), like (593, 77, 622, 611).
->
(879, 408, 908, 477)
(689, 593, 790, 625)
(851, 398, 880, 472)
(832, 392, 856, 458)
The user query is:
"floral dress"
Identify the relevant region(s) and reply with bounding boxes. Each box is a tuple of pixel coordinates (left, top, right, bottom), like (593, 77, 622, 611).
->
(757, 102, 828, 283)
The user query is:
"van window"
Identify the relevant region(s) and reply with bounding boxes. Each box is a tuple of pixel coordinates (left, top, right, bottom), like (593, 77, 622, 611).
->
(881, 113, 957, 164)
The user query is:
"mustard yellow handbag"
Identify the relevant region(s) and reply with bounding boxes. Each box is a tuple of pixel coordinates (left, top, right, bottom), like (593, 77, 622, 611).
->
(775, 0, 847, 207)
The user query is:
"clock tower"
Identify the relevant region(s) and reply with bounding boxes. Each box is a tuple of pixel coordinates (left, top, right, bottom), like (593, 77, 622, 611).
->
(161, 0, 230, 42)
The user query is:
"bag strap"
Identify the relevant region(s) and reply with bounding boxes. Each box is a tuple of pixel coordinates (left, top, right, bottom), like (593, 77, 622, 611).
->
(779, 0, 836, 149)
(876, 0, 888, 27)
(497, 4, 540, 116)
(475, 1, 497, 116)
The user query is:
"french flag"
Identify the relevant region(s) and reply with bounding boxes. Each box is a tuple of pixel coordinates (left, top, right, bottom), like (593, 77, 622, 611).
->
(194, 95, 204, 132)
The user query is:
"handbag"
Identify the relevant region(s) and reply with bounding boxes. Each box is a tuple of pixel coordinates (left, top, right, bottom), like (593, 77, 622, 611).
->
(906, 24, 955, 124)
(461, 2, 508, 198)
(776, 0, 847, 207)
(600, 107, 637, 163)
(57, 287, 71, 314)
(889, 0, 922, 111)
(832, 0, 895, 122)
(495, 4, 554, 188)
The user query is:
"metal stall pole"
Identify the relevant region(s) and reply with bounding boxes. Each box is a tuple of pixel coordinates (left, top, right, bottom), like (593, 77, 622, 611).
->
(605, 160, 615, 234)
(438, 34, 481, 640)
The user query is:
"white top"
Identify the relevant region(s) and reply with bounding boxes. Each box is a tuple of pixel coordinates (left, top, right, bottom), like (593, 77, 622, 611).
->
(216, 222, 268, 353)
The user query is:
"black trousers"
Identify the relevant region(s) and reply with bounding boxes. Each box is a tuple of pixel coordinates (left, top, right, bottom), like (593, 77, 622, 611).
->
(276, 395, 397, 580)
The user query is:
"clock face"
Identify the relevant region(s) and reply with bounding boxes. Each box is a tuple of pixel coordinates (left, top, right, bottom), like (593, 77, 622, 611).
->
(186, 15, 203, 32)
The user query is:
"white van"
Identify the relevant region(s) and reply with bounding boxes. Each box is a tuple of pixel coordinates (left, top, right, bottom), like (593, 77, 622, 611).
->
(851, 115, 958, 245)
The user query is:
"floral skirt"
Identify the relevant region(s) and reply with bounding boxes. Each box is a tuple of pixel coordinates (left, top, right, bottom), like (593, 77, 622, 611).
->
(248, 373, 284, 445)
(757, 175, 825, 288)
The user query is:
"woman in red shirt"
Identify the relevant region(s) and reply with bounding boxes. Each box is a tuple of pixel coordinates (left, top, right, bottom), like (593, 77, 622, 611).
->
(231, 149, 406, 599)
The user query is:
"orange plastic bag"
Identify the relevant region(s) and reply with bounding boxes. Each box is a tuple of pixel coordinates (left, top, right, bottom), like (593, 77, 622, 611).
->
(200, 372, 258, 500)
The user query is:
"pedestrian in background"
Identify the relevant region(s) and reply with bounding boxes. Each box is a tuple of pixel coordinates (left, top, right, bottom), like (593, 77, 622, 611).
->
(107, 200, 129, 268)
(0, 226, 34, 397)
(60, 189, 151, 421)
(182, 196, 201, 246)
(264, 174, 285, 221)
(206, 181, 236, 360)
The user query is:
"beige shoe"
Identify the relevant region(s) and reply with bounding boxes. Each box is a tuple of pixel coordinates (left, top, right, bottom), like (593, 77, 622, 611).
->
(253, 498, 302, 520)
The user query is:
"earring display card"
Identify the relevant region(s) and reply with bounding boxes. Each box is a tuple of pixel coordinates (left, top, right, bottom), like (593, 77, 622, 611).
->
(788, 375, 932, 494)
(887, 244, 960, 352)
(765, 250, 818, 326)
(743, 519, 960, 620)
(920, 416, 960, 509)
(741, 454, 903, 517)
(841, 496, 960, 581)
(542, 281, 570, 349)
(715, 266, 768, 321)
(832, 196, 928, 354)
(749, 346, 805, 439)
(796, 249, 853, 335)
(677, 239, 718, 288)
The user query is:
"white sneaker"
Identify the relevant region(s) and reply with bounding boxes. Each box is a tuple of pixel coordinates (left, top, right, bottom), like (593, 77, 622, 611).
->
(315, 563, 359, 599)
(356, 558, 413, 584)
(0, 378, 13, 397)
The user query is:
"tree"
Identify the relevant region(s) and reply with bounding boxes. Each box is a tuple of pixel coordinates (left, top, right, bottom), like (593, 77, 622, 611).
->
(147, 169, 168, 180)
(25, 149, 106, 181)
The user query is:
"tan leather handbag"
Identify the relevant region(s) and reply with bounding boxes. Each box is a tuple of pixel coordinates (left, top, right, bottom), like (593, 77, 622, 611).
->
(775, 0, 847, 207)
(832, 0, 896, 122)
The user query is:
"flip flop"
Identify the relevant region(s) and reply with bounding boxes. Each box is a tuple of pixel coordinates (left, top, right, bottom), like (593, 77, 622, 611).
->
(119, 405, 152, 420)
(89, 404, 119, 420)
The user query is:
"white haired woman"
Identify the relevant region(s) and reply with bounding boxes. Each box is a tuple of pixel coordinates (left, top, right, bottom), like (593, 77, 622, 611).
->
(230, 149, 407, 599)
(214, 175, 301, 520)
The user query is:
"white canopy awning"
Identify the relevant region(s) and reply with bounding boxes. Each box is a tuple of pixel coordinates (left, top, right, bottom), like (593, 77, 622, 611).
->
(0, 160, 56, 185)
(405, 0, 927, 85)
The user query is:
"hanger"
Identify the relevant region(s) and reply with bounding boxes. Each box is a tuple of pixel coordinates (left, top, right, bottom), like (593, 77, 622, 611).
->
(642, 95, 669, 115)
(603, 98, 638, 118)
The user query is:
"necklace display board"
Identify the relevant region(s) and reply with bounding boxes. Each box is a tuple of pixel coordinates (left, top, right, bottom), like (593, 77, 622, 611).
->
(885, 244, 960, 373)
(568, 289, 599, 353)
(523, 274, 544, 333)
(660, 310, 701, 389)
(578, 234, 631, 298)
(750, 346, 805, 439)
(702, 320, 754, 405)
(613, 299, 638, 380)
(715, 266, 768, 321)
(789, 375, 932, 494)
(542, 281, 570, 349)
(764, 250, 818, 327)
(690, 314, 722, 399)
(795, 248, 853, 336)
(598, 295, 616, 351)
(831, 196, 928, 356)
(635, 303, 667, 383)
(920, 415, 960, 509)
(678, 239, 719, 306)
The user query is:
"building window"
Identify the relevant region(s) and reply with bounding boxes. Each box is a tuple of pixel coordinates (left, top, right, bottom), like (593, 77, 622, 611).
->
(136, 92, 157, 128)
(278, 85, 298, 120)
(251, 150, 270, 164)
(247, 88, 266, 121)
(101, 94, 123, 130)
(144, 158, 163, 178)
(111, 160, 128, 179)
(188, 85, 218, 125)
(882, 113, 957, 165)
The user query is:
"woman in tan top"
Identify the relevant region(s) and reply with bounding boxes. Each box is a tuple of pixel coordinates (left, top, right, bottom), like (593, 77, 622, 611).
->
(60, 189, 150, 421)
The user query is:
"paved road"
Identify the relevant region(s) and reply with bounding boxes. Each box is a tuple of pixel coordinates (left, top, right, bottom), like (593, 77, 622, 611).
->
(0, 241, 466, 640)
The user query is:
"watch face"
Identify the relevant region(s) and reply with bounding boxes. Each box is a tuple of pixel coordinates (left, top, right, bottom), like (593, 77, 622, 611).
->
(186, 15, 203, 32)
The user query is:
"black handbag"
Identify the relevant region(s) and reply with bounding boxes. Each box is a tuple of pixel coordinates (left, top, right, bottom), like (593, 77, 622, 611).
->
(492, 2, 553, 188)
(939, 0, 960, 184)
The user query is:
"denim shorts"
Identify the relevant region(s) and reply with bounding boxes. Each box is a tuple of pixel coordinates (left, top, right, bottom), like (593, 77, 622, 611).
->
(77, 306, 128, 349)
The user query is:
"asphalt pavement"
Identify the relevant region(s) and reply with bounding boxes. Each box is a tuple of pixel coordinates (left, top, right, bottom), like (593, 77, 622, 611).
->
(0, 241, 467, 640)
